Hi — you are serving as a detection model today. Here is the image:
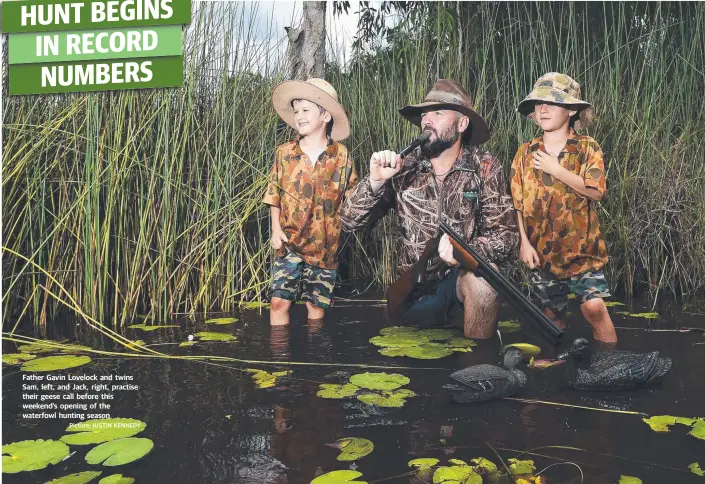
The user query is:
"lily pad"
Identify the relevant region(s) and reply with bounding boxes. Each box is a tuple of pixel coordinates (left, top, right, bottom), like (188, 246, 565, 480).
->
(310, 470, 367, 484)
(85, 438, 154, 466)
(193, 332, 237, 342)
(127, 324, 178, 331)
(432, 466, 482, 484)
(415, 329, 457, 341)
(2, 439, 69, 473)
(642, 415, 697, 432)
(205, 317, 238, 325)
(402, 343, 454, 359)
(497, 320, 521, 334)
(445, 337, 477, 351)
(349, 372, 410, 391)
(239, 301, 271, 309)
(508, 458, 536, 475)
(317, 383, 360, 399)
(99, 475, 135, 484)
(2, 353, 37, 365)
(379, 347, 407, 357)
(618, 477, 642, 484)
(247, 369, 291, 389)
(688, 419, 705, 440)
(21, 355, 91, 372)
(60, 418, 146, 445)
(369, 334, 429, 348)
(503, 343, 541, 358)
(18, 342, 59, 354)
(448, 459, 468, 466)
(604, 301, 626, 307)
(689, 462, 704, 476)
(409, 458, 440, 468)
(470, 457, 498, 472)
(357, 389, 415, 408)
(46, 471, 103, 484)
(179, 341, 197, 347)
(329, 437, 373, 461)
(379, 326, 419, 336)
(627, 312, 659, 319)
(60, 345, 93, 354)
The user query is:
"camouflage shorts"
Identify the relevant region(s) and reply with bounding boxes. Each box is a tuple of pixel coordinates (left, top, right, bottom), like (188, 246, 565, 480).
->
(271, 251, 337, 308)
(528, 269, 611, 317)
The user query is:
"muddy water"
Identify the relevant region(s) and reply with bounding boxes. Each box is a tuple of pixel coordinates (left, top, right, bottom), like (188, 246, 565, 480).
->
(2, 298, 704, 483)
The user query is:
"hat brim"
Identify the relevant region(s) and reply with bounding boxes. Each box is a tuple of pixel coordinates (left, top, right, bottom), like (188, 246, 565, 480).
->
(272, 80, 350, 141)
(517, 88, 593, 117)
(398, 102, 490, 145)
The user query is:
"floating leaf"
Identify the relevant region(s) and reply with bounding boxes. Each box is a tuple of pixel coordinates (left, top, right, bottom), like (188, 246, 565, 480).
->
(497, 320, 521, 334)
(205, 317, 238, 325)
(470, 457, 498, 472)
(627, 312, 659, 319)
(21, 355, 91, 372)
(85, 438, 154, 466)
(689, 463, 704, 476)
(688, 419, 705, 440)
(516, 478, 545, 484)
(99, 475, 135, 484)
(618, 477, 642, 484)
(3, 353, 37, 365)
(503, 343, 541, 358)
(402, 343, 454, 359)
(379, 347, 407, 357)
(508, 458, 536, 475)
(432, 466, 481, 484)
(370, 334, 429, 348)
(225, 415, 231, 419)
(615, 311, 630, 315)
(415, 329, 457, 341)
(604, 301, 626, 307)
(239, 301, 271, 309)
(329, 437, 373, 461)
(2, 439, 69, 473)
(357, 389, 415, 407)
(379, 326, 419, 336)
(448, 459, 468, 466)
(445, 337, 477, 351)
(193, 332, 237, 342)
(179, 341, 197, 347)
(60, 419, 146, 445)
(247, 369, 291, 389)
(317, 383, 360, 399)
(310, 470, 367, 484)
(349, 372, 409, 391)
(18, 342, 59, 354)
(60, 345, 93, 354)
(642, 415, 697, 432)
(46, 471, 103, 484)
(128, 324, 178, 331)
(409, 458, 440, 468)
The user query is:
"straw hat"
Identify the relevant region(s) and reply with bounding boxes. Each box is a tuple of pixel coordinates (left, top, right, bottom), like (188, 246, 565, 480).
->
(517, 72, 594, 129)
(398, 79, 490, 146)
(272, 78, 350, 141)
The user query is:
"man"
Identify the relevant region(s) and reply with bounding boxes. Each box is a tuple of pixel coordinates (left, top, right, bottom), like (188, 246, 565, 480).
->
(340, 79, 518, 339)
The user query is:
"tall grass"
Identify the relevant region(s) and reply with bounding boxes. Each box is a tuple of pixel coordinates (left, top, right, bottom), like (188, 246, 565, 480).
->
(3, 2, 704, 328)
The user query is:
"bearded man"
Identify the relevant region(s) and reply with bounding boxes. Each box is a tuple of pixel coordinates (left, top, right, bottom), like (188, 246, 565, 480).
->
(340, 79, 518, 338)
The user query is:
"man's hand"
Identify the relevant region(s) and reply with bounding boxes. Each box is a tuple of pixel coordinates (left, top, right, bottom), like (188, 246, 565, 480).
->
(519, 239, 540, 269)
(271, 228, 288, 250)
(532, 150, 561, 176)
(439, 234, 460, 267)
(370, 150, 403, 183)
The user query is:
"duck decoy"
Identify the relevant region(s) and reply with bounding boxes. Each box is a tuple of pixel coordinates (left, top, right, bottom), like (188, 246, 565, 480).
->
(556, 338, 672, 390)
(444, 347, 527, 403)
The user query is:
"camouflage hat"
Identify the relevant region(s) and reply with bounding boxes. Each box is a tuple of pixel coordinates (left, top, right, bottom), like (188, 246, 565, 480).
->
(517, 72, 594, 128)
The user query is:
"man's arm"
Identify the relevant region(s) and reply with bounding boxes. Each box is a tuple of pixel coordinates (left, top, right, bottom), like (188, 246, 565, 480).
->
(468, 153, 520, 263)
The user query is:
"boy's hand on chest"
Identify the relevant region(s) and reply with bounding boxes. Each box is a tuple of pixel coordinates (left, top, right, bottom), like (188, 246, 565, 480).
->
(532, 149, 563, 177)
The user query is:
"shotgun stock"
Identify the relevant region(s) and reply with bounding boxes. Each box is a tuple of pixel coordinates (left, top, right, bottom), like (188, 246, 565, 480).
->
(439, 220, 563, 346)
(386, 233, 442, 319)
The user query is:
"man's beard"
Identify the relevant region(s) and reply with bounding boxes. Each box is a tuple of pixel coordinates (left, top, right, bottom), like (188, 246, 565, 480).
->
(421, 123, 461, 158)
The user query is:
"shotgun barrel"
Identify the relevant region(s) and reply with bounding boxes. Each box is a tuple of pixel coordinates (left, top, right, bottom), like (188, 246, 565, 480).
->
(439, 220, 563, 346)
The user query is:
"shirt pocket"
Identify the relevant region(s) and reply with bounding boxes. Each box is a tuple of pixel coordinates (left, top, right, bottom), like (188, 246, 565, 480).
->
(321, 167, 345, 216)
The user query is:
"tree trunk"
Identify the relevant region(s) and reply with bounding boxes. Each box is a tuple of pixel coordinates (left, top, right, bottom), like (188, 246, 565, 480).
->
(286, 1, 326, 80)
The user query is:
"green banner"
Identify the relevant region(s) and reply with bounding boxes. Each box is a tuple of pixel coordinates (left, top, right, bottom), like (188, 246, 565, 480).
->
(9, 26, 182, 64)
(2, 0, 191, 34)
(9, 56, 184, 95)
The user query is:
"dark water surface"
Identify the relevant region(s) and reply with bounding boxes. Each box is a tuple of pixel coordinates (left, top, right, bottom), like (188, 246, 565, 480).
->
(3, 298, 705, 484)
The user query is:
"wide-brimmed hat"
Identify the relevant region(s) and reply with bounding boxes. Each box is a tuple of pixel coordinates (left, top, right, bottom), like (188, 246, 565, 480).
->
(517, 72, 594, 129)
(398, 79, 490, 146)
(272, 78, 350, 141)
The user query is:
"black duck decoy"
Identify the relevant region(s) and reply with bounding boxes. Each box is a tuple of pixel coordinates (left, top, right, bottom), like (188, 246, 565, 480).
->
(444, 347, 527, 403)
(556, 337, 672, 390)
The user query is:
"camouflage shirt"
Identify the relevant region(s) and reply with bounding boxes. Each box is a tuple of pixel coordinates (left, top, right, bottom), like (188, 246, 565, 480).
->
(263, 137, 359, 270)
(510, 131, 609, 279)
(340, 146, 519, 285)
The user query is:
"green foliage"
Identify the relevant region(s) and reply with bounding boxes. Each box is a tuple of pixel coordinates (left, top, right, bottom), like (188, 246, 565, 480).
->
(348, 372, 409, 391)
(46, 472, 103, 484)
(2, 439, 69, 473)
(60, 419, 146, 445)
(2, 353, 37, 364)
(21, 355, 91, 372)
(193, 332, 237, 342)
(98, 475, 135, 484)
(310, 470, 367, 484)
(330, 437, 374, 461)
(84, 438, 154, 466)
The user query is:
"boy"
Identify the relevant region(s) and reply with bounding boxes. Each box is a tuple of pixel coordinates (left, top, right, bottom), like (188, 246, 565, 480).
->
(510, 72, 617, 343)
(264, 78, 358, 325)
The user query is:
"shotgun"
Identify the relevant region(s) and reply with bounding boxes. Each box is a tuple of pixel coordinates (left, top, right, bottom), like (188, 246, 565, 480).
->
(439, 220, 563, 346)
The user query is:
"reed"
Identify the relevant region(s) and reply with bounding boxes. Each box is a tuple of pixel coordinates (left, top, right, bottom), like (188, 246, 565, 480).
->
(3, 2, 704, 328)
